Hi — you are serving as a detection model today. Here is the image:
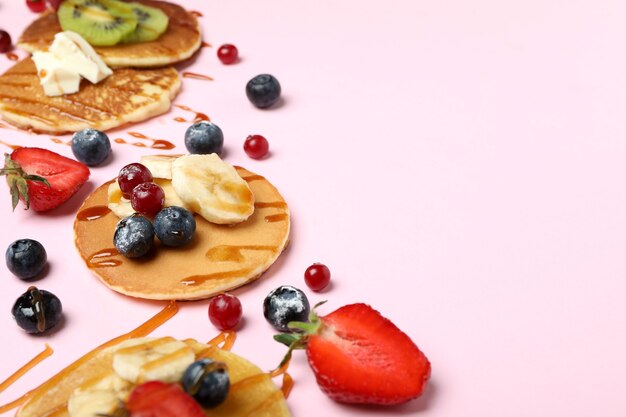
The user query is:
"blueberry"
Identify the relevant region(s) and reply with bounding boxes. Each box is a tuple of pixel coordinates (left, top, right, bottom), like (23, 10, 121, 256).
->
(113, 214, 154, 258)
(154, 206, 196, 247)
(263, 285, 310, 332)
(182, 359, 230, 408)
(71, 128, 111, 166)
(12, 286, 62, 334)
(6, 239, 47, 281)
(246, 74, 281, 108)
(184, 121, 224, 155)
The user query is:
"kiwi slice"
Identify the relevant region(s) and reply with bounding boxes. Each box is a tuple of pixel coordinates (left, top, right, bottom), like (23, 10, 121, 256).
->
(57, 0, 138, 46)
(120, 2, 169, 43)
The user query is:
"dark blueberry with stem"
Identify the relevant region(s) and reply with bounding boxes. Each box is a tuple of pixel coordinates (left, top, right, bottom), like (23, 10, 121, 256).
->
(12, 286, 62, 334)
(184, 121, 224, 155)
(71, 128, 111, 166)
(6, 239, 47, 281)
(154, 206, 196, 247)
(246, 74, 281, 108)
(113, 214, 154, 258)
(182, 359, 230, 408)
(263, 285, 310, 332)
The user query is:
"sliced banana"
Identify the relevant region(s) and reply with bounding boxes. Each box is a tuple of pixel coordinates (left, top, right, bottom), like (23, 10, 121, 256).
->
(140, 154, 181, 180)
(112, 337, 195, 384)
(67, 373, 131, 417)
(107, 179, 190, 219)
(171, 154, 255, 224)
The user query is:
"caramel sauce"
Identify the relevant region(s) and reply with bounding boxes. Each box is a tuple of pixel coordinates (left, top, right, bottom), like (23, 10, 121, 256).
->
(0, 345, 53, 394)
(206, 245, 276, 262)
(140, 347, 191, 377)
(87, 248, 122, 268)
(269, 357, 294, 398)
(173, 117, 187, 123)
(0, 301, 178, 413)
(50, 138, 70, 146)
(264, 213, 288, 223)
(115, 337, 174, 356)
(175, 104, 210, 122)
(206, 330, 236, 351)
(190, 10, 203, 17)
(0, 139, 20, 150)
(114, 133, 175, 150)
(182, 71, 214, 81)
(6, 52, 19, 62)
(181, 268, 254, 286)
(76, 205, 111, 222)
(241, 174, 265, 182)
(230, 373, 268, 393)
(255, 201, 288, 209)
(115, 137, 146, 148)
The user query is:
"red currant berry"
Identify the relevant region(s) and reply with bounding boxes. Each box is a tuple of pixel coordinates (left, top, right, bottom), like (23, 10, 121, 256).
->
(217, 44, 238, 65)
(130, 182, 164, 217)
(209, 293, 242, 330)
(118, 163, 153, 199)
(0, 31, 12, 53)
(304, 263, 331, 292)
(243, 135, 269, 159)
(26, 0, 47, 13)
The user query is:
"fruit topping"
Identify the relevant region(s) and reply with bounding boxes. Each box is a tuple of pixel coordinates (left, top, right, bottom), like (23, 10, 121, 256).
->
(122, 2, 169, 43)
(26, 0, 47, 13)
(275, 303, 431, 405)
(154, 206, 196, 247)
(184, 121, 224, 155)
(126, 381, 205, 417)
(71, 128, 111, 166)
(264, 285, 310, 332)
(5, 239, 47, 281)
(182, 359, 230, 408)
(304, 263, 331, 292)
(1, 148, 90, 212)
(0, 30, 12, 53)
(118, 163, 153, 199)
(113, 214, 154, 258)
(246, 74, 281, 109)
(217, 44, 238, 64)
(208, 293, 242, 331)
(131, 182, 165, 217)
(243, 134, 269, 159)
(12, 286, 62, 334)
(67, 373, 132, 417)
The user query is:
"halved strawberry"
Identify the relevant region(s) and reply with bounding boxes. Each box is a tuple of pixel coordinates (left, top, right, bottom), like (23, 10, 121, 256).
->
(126, 381, 205, 417)
(1, 148, 89, 212)
(275, 303, 430, 405)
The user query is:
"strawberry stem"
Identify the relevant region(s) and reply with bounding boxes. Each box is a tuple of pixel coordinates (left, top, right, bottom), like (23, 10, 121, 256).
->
(1, 153, 50, 211)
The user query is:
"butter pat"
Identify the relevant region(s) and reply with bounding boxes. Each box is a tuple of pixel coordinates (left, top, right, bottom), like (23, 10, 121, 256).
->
(32, 31, 112, 97)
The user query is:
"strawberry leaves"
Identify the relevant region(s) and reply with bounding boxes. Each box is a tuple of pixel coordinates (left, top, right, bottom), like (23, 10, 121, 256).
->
(1, 153, 50, 211)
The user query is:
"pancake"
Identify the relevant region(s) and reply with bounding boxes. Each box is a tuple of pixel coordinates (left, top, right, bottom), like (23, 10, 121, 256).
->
(17, 0, 202, 68)
(0, 58, 180, 134)
(17, 337, 292, 417)
(74, 167, 290, 300)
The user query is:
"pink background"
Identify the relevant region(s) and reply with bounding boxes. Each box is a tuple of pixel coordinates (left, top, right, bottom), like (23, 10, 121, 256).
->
(1, 0, 626, 415)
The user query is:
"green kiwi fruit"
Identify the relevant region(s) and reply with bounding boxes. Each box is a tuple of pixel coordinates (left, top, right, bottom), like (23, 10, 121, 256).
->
(119, 2, 169, 44)
(57, 0, 138, 46)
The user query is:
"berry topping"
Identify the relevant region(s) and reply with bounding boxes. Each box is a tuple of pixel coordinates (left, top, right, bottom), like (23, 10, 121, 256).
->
(71, 128, 111, 166)
(182, 359, 230, 408)
(0, 148, 90, 212)
(5, 239, 47, 281)
(126, 381, 205, 417)
(243, 135, 269, 159)
(154, 206, 196, 247)
(118, 163, 153, 199)
(263, 285, 310, 332)
(131, 182, 165, 217)
(208, 293, 242, 330)
(113, 214, 154, 258)
(0, 30, 12, 53)
(246, 74, 281, 109)
(26, 0, 46, 13)
(12, 286, 62, 334)
(184, 121, 224, 155)
(217, 43, 238, 64)
(304, 263, 331, 292)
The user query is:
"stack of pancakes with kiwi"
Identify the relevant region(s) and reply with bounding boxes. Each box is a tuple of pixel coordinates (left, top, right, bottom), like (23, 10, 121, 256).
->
(0, 0, 202, 134)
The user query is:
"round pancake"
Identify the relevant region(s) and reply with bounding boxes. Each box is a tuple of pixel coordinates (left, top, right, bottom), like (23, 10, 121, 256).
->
(0, 58, 180, 134)
(17, 0, 202, 68)
(74, 167, 290, 300)
(17, 337, 292, 417)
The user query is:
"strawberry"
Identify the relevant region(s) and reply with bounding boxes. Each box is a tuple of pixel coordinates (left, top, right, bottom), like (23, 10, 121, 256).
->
(126, 381, 206, 417)
(275, 303, 431, 405)
(1, 148, 89, 212)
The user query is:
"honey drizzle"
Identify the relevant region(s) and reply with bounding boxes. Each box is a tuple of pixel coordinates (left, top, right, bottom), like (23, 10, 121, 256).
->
(140, 347, 191, 377)
(206, 245, 276, 262)
(6, 52, 18, 62)
(206, 330, 236, 351)
(76, 205, 111, 221)
(114, 132, 175, 150)
(0, 301, 178, 413)
(264, 213, 288, 223)
(247, 390, 285, 416)
(50, 138, 71, 146)
(180, 268, 254, 286)
(268, 358, 294, 399)
(255, 201, 287, 209)
(87, 248, 121, 268)
(241, 174, 265, 182)
(0, 139, 20, 150)
(182, 72, 214, 81)
(174, 104, 210, 123)
(0, 345, 53, 394)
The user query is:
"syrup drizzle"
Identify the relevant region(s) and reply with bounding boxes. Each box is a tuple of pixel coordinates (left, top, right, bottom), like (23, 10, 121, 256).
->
(0, 301, 178, 413)
(182, 72, 214, 81)
(174, 104, 210, 123)
(264, 213, 288, 223)
(201, 41, 212, 48)
(50, 138, 71, 146)
(114, 132, 175, 150)
(76, 205, 111, 222)
(206, 245, 276, 262)
(0, 345, 53, 394)
(0, 139, 20, 150)
(6, 52, 18, 62)
(255, 201, 287, 209)
(206, 330, 236, 351)
(241, 174, 265, 182)
(87, 248, 122, 268)
(190, 10, 203, 17)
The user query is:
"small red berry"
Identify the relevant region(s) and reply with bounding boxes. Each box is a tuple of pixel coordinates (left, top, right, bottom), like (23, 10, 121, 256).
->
(118, 163, 153, 199)
(0, 31, 12, 53)
(209, 293, 242, 330)
(243, 135, 269, 159)
(217, 44, 238, 65)
(131, 182, 164, 217)
(304, 263, 331, 291)
(26, 0, 47, 13)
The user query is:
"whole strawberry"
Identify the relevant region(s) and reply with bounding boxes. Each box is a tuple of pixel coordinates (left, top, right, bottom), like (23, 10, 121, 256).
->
(1, 148, 89, 212)
(275, 302, 431, 405)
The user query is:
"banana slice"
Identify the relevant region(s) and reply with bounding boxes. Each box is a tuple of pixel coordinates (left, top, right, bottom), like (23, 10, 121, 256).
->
(67, 374, 131, 417)
(107, 179, 190, 219)
(140, 154, 181, 180)
(171, 154, 255, 224)
(112, 337, 195, 384)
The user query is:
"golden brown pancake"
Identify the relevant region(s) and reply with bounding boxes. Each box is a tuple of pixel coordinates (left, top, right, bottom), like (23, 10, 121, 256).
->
(74, 167, 290, 300)
(0, 58, 180, 134)
(17, 0, 202, 68)
(17, 337, 292, 417)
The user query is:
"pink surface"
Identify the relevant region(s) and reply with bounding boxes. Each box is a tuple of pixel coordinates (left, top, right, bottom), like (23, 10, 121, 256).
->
(1, 0, 626, 415)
